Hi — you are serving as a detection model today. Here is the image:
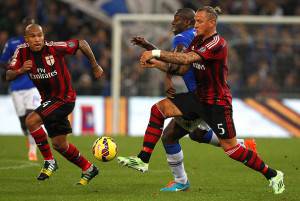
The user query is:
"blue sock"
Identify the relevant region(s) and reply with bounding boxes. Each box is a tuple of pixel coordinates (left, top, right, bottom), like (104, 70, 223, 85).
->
(164, 143, 181, 155)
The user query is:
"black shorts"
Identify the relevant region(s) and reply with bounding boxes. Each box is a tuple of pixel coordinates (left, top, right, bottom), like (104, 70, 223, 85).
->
(170, 92, 236, 139)
(35, 98, 74, 138)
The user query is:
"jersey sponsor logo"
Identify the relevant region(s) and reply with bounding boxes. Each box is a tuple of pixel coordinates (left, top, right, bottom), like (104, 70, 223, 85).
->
(29, 68, 58, 80)
(193, 62, 206, 70)
(45, 55, 55, 66)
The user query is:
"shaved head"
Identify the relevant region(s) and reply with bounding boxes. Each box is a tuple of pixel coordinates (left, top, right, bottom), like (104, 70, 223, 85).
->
(175, 8, 195, 22)
(24, 23, 45, 51)
(25, 24, 43, 36)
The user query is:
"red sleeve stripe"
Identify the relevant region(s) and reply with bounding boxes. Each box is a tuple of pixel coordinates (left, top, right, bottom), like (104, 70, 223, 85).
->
(45, 41, 67, 47)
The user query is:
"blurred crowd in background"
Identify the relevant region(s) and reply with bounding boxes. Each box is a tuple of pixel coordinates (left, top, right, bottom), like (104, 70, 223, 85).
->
(0, 0, 299, 98)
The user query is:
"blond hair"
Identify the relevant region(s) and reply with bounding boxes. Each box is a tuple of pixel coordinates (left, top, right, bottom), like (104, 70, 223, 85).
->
(197, 6, 222, 20)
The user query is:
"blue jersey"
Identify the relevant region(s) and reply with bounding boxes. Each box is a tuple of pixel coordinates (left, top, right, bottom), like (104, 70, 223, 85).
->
(0, 36, 35, 91)
(172, 28, 197, 92)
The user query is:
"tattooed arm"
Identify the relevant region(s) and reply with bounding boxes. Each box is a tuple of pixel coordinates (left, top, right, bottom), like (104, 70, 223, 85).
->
(140, 50, 201, 65)
(131, 36, 158, 50)
(78, 40, 103, 79)
(140, 58, 190, 75)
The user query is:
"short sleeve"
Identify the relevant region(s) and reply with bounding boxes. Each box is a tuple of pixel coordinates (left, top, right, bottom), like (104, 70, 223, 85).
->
(8, 47, 22, 70)
(52, 39, 79, 56)
(172, 35, 189, 50)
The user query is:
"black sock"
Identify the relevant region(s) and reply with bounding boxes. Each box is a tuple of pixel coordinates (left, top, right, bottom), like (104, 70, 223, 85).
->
(138, 151, 151, 163)
(264, 167, 277, 180)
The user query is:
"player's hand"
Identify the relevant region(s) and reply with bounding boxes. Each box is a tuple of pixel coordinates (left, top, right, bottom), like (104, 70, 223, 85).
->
(165, 74, 176, 99)
(20, 60, 32, 73)
(92, 64, 104, 79)
(131, 36, 151, 48)
(140, 58, 162, 68)
(140, 51, 154, 65)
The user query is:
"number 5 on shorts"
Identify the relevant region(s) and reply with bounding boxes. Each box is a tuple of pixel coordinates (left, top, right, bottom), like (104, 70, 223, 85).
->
(42, 100, 51, 108)
(217, 123, 225, 135)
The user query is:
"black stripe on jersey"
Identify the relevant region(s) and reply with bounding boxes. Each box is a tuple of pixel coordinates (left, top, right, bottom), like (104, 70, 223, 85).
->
(25, 47, 30, 60)
(58, 58, 69, 99)
(19, 48, 24, 64)
(210, 63, 219, 104)
(46, 47, 61, 98)
(219, 63, 225, 102)
(32, 50, 51, 99)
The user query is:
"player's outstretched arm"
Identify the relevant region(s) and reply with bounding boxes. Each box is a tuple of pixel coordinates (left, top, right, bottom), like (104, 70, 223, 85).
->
(131, 36, 158, 50)
(6, 60, 32, 81)
(141, 50, 201, 65)
(78, 40, 103, 79)
(141, 58, 189, 76)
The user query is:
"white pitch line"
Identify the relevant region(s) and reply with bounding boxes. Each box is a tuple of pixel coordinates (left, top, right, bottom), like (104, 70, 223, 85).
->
(0, 160, 40, 170)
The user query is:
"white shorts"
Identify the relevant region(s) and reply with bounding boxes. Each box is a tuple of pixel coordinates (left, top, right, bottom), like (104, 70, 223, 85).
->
(174, 116, 210, 133)
(11, 88, 41, 117)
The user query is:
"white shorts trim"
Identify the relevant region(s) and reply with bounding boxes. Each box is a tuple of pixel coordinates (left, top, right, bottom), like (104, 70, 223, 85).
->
(11, 88, 41, 116)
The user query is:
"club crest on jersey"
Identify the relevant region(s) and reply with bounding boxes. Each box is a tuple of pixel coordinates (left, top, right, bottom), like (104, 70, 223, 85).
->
(68, 41, 75, 48)
(45, 55, 55, 66)
(199, 47, 206, 53)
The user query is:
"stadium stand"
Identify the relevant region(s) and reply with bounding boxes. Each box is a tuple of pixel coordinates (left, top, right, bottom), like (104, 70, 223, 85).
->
(0, 0, 299, 97)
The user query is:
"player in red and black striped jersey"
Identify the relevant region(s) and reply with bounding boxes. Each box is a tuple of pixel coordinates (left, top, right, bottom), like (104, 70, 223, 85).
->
(138, 6, 285, 194)
(6, 24, 103, 185)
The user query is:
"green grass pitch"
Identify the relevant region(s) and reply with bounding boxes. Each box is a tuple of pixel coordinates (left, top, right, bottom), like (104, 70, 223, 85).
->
(0, 136, 299, 201)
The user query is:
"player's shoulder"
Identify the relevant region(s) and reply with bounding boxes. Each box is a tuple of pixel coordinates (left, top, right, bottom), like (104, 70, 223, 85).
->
(174, 28, 196, 40)
(46, 40, 78, 48)
(173, 28, 196, 48)
(17, 43, 28, 48)
(205, 34, 226, 50)
(13, 43, 28, 53)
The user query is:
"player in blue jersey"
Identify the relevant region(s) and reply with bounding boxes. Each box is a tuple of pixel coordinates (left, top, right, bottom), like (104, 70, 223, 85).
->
(118, 8, 257, 191)
(0, 18, 39, 161)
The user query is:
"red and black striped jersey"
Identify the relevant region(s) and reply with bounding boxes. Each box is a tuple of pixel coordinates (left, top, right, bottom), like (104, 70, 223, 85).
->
(188, 33, 232, 106)
(9, 40, 78, 102)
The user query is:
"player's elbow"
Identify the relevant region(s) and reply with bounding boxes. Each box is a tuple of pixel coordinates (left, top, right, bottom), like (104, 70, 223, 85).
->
(78, 39, 88, 48)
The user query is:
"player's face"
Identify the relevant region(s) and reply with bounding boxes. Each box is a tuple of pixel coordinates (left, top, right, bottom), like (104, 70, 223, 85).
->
(25, 26, 45, 52)
(194, 11, 215, 37)
(171, 15, 187, 35)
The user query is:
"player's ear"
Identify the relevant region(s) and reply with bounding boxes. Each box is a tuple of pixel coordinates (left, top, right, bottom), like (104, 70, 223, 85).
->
(24, 36, 29, 43)
(208, 19, 216, 27)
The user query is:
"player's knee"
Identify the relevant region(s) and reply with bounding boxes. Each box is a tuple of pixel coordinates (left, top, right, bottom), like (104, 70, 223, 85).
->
(52, 142, 61, 151)
(52, 136, 68, 151)
(52, 141, 68, 151)
(25, 115, 35, 130)
(161, 129, 177, 145)
(161, 132, 168, 144)
(189, 131, 199, 142)
(189, 128, 207, 143)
